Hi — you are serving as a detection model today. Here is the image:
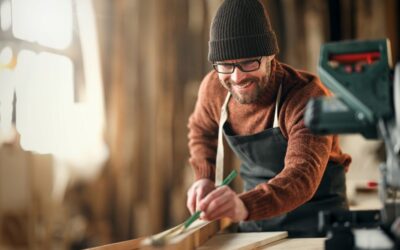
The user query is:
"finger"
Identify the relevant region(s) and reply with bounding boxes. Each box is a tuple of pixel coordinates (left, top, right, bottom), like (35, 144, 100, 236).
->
(203, 202, 232, 221)
(204, 192, 232, 214)
(202, 191, 234, 220)
(199, 186, 229, 211)
(196, 187, 214, 212)
(196, 188, 205, 211)
(187, 189, 197, 214)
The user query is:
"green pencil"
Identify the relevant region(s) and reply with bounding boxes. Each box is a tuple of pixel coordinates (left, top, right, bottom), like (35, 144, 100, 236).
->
(150, 169, 238, 246)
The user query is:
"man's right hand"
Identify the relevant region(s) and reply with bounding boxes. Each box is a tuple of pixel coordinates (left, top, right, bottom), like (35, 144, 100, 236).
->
(186, 178, 215, 214)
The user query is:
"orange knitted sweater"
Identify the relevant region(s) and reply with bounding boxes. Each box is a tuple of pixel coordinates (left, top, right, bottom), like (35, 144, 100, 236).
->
(187, 60, 352, 221)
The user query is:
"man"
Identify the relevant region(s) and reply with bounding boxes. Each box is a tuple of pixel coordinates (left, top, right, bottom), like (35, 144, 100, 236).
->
(186, 0, 351, 237)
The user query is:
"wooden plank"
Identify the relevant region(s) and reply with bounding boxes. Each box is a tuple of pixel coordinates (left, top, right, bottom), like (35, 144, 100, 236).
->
(197, 232, 287, 250)
(86, 237, 145, 250)
(86, 219, 231, 250)
(141, 220, 230, 250)
(303, 0, 329, 73)
(355, 0, 386, 39)
(386, 0, 399, 63)
(279, 0, 307, 69)
(256, 238, 325, 250)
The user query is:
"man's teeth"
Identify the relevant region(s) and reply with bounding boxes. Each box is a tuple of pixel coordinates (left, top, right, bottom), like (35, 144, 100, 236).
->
(236, 81, 252, 89)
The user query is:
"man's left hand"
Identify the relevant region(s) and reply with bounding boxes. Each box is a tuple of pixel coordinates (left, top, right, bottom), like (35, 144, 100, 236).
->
(198, 186, 248, 222)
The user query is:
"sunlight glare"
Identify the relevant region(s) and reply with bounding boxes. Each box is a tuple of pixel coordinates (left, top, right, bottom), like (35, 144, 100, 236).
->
(0, 0, 12, 31)
(12, 0, 72, 49)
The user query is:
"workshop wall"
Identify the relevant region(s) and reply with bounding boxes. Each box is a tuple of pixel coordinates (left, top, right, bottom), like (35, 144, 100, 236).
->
(0, 0, 398, 249)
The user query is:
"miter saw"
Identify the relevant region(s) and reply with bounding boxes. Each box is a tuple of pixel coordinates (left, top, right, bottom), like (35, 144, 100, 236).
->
(305, 39, 400, 250)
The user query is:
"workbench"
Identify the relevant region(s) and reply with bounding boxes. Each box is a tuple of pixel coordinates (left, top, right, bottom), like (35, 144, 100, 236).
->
(87, 221, 325, 250)
(257, 238, 325, 250)
(87, 233, 325, 250)
(87, 188, 380, 250)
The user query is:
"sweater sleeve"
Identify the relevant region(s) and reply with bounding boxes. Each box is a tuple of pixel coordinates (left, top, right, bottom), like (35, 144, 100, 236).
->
(187, 72, 223, 181)
(239, 77, 333, 220)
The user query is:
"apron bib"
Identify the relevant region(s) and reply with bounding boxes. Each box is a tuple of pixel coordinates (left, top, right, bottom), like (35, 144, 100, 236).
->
(216, 85, 348, 237)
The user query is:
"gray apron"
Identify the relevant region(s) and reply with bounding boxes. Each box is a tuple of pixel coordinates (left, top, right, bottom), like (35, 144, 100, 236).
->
(215, 85, 348, 237)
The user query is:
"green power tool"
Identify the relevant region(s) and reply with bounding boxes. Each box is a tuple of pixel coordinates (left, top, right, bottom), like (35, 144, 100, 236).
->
(305, 39, 393, 138)
(305, 39, 400, 249)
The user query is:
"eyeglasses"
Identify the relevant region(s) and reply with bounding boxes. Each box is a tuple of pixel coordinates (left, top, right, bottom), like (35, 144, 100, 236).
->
(212, 57, 263, 74)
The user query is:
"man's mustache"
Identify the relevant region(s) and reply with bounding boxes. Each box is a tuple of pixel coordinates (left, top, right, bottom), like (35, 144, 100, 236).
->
(226, 77, 259, 86)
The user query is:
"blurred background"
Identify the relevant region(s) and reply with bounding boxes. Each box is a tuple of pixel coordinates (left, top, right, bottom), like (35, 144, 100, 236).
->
(0, 0, 399, 249)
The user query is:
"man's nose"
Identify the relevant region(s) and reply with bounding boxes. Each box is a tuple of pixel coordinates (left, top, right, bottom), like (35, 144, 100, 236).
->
(230, 67, 246, 83)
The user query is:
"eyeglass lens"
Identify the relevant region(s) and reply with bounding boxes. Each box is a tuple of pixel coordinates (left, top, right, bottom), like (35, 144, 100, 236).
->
(214, 58, 261, 73)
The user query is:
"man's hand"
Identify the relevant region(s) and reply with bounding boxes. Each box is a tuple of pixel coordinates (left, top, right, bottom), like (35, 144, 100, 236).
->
(186, 178, 215, 214)
(198, 186, 248, 222)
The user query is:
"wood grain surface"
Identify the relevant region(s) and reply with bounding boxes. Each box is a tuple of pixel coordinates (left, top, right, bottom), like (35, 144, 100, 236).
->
(256, 238, 325, 250)
(197, 232, 288, 250)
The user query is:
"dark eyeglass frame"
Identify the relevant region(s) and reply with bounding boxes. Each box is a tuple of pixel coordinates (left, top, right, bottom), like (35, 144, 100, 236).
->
(212, 57, 263, 74)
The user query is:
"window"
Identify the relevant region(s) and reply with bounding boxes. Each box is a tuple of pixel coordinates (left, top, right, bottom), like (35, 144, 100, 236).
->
(0, 0, 108, 175)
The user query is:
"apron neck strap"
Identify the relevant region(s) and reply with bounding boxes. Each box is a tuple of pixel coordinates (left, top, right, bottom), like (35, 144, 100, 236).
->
(215, 92, 231, 185)
(273, 84, 282, 128)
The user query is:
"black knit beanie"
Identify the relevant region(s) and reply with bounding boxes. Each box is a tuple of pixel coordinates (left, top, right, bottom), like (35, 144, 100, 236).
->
(208, 0, 279, 62)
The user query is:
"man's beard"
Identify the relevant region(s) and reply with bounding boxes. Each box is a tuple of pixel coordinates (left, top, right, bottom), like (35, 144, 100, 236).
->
(220, 75, 269, 104)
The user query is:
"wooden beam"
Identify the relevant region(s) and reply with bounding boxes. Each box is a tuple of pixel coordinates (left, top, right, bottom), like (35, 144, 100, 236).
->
(86, 237, 144, 250)
(86, 219, 231, 250)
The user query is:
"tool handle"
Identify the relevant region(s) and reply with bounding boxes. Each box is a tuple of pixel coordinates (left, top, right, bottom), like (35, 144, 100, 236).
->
(183, 169, 238, 228)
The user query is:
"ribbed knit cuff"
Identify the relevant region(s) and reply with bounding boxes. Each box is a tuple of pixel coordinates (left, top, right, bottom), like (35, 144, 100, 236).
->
(189, 159, 215, 181)
(239, 189, 268, 221)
